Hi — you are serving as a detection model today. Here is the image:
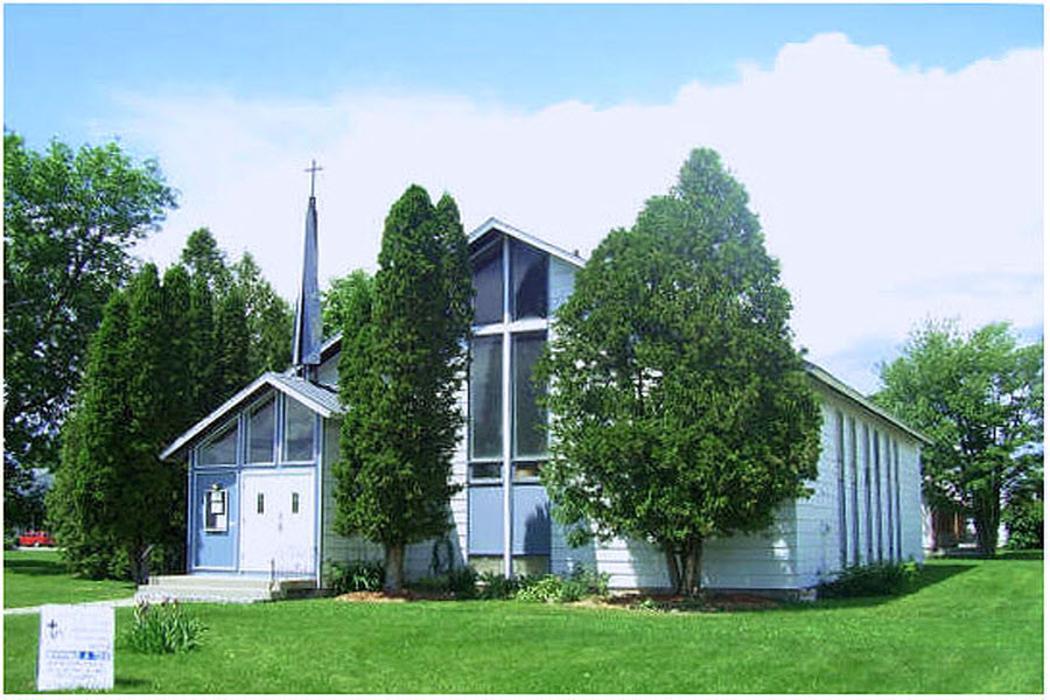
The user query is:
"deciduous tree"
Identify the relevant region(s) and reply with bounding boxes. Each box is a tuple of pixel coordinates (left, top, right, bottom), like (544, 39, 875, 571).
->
(874, 321, 1043, 556)
(4, 132, 175, 519)
(536, 148, 822, 595)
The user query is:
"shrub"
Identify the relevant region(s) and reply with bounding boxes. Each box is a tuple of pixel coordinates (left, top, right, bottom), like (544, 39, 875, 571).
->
(568, 565, 610, 597)
(1004, 498, 1043, 550)
(410, 567, 478, 598)
(818, 561, 920, 598)
(324, 560, 384, 594)
(515, 568, 610, 603)
(477, 572, 520, 600)
(124, 600, 206, 654)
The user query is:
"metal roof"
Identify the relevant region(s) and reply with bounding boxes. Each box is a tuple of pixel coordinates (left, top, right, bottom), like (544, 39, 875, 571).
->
(468, 217, 586, 268)
(159, 372, 343, 460)
(804, 361, 932, 445)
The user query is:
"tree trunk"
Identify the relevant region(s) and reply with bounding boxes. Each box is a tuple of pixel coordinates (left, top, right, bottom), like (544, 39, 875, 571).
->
(682, 538, 703, 598)
(973, 490, 1001, 558)
(384, 543, 405, 594)
(663, 542, 682, 595)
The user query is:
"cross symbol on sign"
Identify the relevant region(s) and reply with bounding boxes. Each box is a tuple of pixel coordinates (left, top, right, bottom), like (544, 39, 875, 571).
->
(46, 619, 59, 639)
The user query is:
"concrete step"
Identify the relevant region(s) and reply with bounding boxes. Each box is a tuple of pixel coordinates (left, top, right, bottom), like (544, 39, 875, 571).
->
(136, 576, 317, 604)
(135, 586, 270, 604)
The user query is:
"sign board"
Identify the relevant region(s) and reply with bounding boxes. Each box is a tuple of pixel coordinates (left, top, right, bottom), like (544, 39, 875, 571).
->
(37, 604, 114, 691)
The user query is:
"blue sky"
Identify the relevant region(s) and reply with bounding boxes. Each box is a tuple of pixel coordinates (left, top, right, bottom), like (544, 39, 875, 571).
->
(4, 4, 1044, 393)
(5, 4, 1042, 147)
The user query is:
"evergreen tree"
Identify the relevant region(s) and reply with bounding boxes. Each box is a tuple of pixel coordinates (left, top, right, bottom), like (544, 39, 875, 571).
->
(186, 274, 220, 419)
(214, 285, 252, 398)
(334, 186, 472, 592)
(232, 252, 294, 374)
(537, 149, 822, 595)
(180, 228, 230, 291)
(48, 292, 135, 579)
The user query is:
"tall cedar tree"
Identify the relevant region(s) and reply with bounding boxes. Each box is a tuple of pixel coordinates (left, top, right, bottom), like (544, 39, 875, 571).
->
(214, 286, 252, 399)
(874, 321, 1043, 556)
(536, 149, 822, 595)
(232, 253, 294, 375)
(334, 187, 472, 592)
(48, 293, 134, 578)
(180, 227, 231, 291)
(4, 132, 175, 523)
(186, 274, 220, 420)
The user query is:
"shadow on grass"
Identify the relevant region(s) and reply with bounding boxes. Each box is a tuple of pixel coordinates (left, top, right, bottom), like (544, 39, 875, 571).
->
(993, 550, 1043, 561)
(779, 563, 978, 613)
(3, 557, 68, 577)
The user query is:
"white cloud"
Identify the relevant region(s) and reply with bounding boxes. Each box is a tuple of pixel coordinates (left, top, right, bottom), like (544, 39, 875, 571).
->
(106, 32, 1043, 393)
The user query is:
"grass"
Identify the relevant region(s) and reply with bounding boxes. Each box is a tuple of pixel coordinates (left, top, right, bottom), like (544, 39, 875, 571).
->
(3, 555, 1043, 693)
(3, 550, 134, 609)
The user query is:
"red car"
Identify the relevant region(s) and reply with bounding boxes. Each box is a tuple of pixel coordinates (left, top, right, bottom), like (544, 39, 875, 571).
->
(17, 530, 55, 547)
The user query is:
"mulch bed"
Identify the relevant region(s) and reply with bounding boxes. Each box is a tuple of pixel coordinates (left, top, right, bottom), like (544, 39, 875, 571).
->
(336, 590, 457, 603)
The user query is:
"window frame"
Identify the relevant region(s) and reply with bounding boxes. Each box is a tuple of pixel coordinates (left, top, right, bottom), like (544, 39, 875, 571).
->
(245, 393, 277, 466)
(282, 395, 316, 464)
(197, 418, 239, 467)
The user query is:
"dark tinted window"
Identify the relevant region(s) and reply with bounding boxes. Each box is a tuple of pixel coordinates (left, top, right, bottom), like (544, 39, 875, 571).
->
(513, 333, 547, 457)
(511, 240, 548, 320)
(472, 240, 503, 325)
(470, 336, 503, 458)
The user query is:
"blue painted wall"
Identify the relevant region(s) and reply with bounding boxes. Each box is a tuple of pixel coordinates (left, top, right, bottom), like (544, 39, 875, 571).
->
(512, 484, 550, 555)
(192, 470, 239, 569)
(468, 485, 503, 554)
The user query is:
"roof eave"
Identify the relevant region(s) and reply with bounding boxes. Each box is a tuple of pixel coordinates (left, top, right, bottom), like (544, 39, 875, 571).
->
(468, 217, 586, 269)
(803, 361, 933, 446)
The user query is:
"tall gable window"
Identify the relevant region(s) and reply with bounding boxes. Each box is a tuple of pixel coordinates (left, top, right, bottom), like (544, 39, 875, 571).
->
(284, 397, 315, 462)
(472, 239, 503, 326)
(470, 336, 503, 460)
(510, 239, 548, 321)
(513, 332, 547, 459)
(247, 397, 276, 464)
(200, 421, 237, 466)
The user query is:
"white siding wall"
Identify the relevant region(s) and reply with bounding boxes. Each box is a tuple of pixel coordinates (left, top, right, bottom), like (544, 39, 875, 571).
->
(318, 383, 470, 583)
(794, 386, 926, 588)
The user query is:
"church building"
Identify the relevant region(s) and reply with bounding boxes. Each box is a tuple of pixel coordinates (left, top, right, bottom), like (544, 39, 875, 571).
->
(151, 190, 930, 602)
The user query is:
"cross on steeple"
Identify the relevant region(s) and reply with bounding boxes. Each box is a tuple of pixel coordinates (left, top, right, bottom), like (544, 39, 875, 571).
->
(304, 159, 323, 198)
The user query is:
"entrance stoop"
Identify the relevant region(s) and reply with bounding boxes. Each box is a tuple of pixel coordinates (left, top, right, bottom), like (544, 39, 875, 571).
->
(135, 575, 316, 604)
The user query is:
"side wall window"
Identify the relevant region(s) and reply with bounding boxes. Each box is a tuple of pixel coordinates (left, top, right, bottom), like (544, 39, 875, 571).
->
(284, 398, 315, 462)
(247, 397, 276, 464)
(200, 421, 238, 466)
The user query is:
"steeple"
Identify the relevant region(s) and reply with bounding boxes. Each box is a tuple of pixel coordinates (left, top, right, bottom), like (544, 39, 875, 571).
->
(291, 160, 323, 377)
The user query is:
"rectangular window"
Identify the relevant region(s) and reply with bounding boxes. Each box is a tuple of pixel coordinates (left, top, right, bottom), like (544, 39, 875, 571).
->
(510, 239, 548, 321)
(472, 239, 504, 325)
(247, 397, 276, 464)
(874, 429, 883, 561)
(886, 434, 895, 561)
(469, 336, 503, 459)
(284, 398, 315, 462)
(894, 441, 903, 559)
(469, 462, 501, 481)
(291, 492, 300, 514)
(513, 462, 543, 481)
(256, 493, 265, 515)
(835, 411, 847, 570)
(850, 417, 860, 566)
(513, 332, 548, 458)
(204, 489, 228, 532)
(863, 424, 873, 563)
(200, 421, 237, 466)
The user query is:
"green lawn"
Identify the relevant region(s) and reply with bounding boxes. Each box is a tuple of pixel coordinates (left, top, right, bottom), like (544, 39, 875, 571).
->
(3, 550, 134, 609)
(3, 555, 1043, 693)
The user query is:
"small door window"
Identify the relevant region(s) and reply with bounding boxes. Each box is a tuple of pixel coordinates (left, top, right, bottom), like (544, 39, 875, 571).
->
(257, 493, 265, 514)
(204, 488, 228, 532)
(291, 492, 300, 514)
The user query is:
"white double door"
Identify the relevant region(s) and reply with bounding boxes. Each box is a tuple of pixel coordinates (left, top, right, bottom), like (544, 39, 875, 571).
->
(240, 471, 315, 576)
